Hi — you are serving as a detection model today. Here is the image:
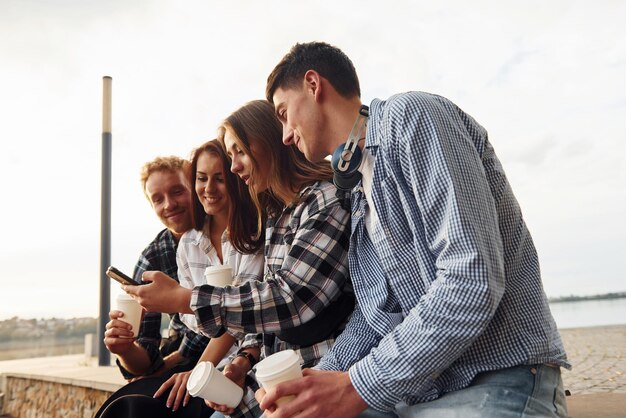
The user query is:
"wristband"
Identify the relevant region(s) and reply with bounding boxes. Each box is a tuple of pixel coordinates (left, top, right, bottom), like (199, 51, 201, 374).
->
(235, 351, 258, 368)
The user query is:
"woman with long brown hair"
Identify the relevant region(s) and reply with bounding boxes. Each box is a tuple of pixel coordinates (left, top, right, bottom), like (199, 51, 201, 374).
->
(203, 100, 354, 417)
(98, 140, 264, 418)
(151, 139, 265, 414)
(126, 101, 354, 417)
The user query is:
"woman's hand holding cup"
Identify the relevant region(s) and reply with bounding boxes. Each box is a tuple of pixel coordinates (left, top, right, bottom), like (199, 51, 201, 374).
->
(204, 361, 248, 414)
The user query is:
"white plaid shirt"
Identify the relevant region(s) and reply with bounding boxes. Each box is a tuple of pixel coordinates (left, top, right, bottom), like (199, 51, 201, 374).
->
(177, 224, 264, 335)
(316, 92, 570, 411)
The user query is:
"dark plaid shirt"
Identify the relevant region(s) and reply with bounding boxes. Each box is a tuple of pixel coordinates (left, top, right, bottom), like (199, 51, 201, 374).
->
(191, 181, 353, 418)
(118, 228, 209, 379)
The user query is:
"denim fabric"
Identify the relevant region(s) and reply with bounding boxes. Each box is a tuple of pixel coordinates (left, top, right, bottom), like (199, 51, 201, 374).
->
(394, 364, 567, 418)
(357, 409, 398, 418)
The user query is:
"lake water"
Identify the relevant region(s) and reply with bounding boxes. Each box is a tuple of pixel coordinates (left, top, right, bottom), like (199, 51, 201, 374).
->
(0, 337, 84, 361)
(0, 299, 623, 361)
(549, 297, 626, 329)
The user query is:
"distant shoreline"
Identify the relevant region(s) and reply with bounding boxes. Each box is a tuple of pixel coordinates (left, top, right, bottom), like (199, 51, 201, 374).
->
(1, 293, 625, 322)
(0, 337, 84, 362)
(549, 291, 626, 304)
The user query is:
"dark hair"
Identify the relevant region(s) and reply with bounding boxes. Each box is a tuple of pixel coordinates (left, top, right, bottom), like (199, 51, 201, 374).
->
(266, 41, 360, 102)
(189, 139, 262, 254)
(218, 100, 333, 232)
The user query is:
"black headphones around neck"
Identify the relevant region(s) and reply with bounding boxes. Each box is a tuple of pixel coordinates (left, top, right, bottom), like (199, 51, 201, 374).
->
(331, 105, 369, 191)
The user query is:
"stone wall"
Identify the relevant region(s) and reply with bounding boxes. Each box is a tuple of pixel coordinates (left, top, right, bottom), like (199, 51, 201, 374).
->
(2, 375, 114, 418)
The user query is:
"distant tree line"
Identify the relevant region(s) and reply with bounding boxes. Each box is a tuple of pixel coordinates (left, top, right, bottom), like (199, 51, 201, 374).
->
(549, 291, 626, 303)
(0, 314, 170, 342)
(0, 317, 97, 341)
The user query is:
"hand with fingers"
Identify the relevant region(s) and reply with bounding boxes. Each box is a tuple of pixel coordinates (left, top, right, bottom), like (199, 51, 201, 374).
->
(205, 361, 249, 414)
(256, 369, 368, 418)
(153, 370, 193, 412)
(122, 271, 193, 314)
(103, 310, 136, 354)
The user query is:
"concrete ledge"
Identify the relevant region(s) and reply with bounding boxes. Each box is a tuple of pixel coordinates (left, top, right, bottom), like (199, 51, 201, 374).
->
(0, 354, 125, 388)
(0, 354, 126, 417)
(2, 371, 122, 393)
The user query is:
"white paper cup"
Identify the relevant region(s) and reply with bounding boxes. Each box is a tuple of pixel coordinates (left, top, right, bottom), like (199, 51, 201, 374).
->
(187, 361, 243, 408)
(254, 349, 303, 406)
(204, 265, 233, 287)
(115, 293, 142, 338)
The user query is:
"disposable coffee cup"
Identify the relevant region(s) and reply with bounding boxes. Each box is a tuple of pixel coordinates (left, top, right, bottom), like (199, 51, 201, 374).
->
(204, 265, 233, 287)
(115, 293, 142, 338)
(254, 349, 303, 406)
(187, 361, 243, 408)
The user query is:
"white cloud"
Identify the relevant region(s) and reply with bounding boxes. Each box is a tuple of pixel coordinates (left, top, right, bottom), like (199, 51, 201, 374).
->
(1, 0, 625, 320)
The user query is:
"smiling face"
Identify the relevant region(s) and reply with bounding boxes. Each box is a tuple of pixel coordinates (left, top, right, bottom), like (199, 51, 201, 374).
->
(194, 151, 230, 217)
(222, 128, 270, 193)
(144, 169, 193, 238)
(272, 84, 327, 163)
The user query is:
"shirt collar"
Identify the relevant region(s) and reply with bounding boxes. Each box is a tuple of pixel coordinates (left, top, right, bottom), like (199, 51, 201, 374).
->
(283, 180, 321, 210)
(364, 98, 383, 150)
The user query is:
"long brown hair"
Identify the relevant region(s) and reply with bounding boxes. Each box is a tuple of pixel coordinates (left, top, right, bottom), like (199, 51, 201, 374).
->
(189, 139, 262, 254)
(218, 100, 333, 235)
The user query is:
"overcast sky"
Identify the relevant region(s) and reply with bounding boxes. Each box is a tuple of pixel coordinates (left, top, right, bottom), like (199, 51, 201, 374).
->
(1, 0, 624, 320)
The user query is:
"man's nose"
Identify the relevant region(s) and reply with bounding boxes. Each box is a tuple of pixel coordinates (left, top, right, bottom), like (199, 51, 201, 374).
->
(164, 195, 176, 210)
(282, 125, 294, 145)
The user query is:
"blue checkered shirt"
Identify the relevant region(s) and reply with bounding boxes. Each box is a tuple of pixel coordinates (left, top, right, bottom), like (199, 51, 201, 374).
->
(316, 92, 569, 411)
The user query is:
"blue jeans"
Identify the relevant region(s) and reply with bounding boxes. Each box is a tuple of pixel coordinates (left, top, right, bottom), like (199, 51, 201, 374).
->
(358, 364, 567, 418)
(396, 364, 567, 417)
(357, 409, 398, 418)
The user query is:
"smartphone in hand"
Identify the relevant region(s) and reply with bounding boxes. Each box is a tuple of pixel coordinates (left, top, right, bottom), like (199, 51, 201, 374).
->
(106, 266, 145, 286)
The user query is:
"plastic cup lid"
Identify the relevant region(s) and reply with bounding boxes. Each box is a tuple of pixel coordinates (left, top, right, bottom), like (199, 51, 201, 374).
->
(255, 350, 302, 379)
(116, 293, 135, 301)
(187, 362, 214, 395)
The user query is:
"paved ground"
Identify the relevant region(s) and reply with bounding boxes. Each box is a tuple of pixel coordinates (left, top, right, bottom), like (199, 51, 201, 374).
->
(559, 325, 626, 394)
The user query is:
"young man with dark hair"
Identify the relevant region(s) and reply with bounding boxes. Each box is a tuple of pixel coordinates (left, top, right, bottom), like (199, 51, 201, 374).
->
(258, 42, 569, 418)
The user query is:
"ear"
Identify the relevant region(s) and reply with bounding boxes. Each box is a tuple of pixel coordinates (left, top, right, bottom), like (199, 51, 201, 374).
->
(303, 70, 323, 102)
